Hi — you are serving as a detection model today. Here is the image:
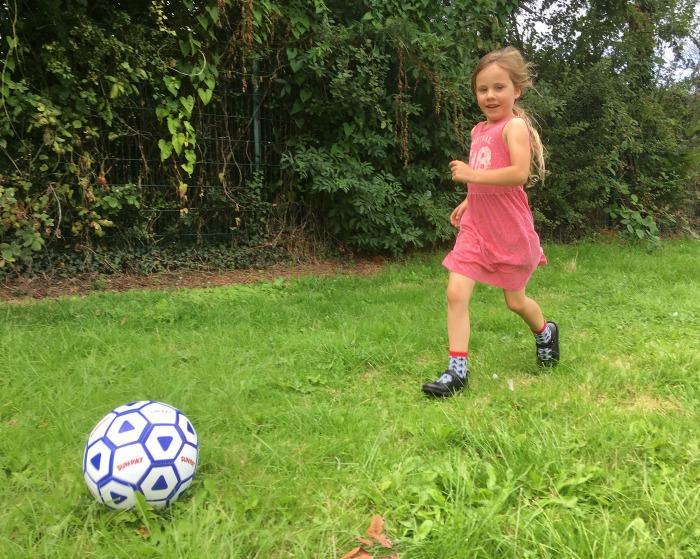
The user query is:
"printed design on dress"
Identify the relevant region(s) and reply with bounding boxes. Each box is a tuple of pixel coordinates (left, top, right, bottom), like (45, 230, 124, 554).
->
(470, 145, 492, 170)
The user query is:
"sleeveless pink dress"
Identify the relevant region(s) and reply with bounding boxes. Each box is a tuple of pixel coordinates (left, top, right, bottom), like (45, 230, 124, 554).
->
(442, 116, 546, 291)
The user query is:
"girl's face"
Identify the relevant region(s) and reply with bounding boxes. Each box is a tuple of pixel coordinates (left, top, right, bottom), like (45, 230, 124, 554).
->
(474, 63, 521, 124)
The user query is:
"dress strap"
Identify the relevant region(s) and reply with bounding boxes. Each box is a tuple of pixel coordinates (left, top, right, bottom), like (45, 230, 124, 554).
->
(485, 115, 515, 133)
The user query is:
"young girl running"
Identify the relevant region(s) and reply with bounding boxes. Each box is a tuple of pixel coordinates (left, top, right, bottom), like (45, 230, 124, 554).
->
(422, 47, 559, 398)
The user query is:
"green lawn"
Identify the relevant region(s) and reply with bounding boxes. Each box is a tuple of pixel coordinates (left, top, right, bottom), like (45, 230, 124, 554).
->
(1, 241, 699, 558)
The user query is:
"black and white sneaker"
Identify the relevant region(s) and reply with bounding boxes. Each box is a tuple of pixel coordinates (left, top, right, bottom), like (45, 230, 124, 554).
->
(536, 321, 560, 367)
(421, 369, 467, 397)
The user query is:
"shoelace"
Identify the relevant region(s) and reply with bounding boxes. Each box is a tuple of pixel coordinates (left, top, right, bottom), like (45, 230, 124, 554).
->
(537, 347, 553, 361)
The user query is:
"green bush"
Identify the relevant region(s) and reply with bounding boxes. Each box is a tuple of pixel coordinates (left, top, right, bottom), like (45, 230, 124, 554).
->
(518, 0, 698, 239)
(1, 0, 697, 274)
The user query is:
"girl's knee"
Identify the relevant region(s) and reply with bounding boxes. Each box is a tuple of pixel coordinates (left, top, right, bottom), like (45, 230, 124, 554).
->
(504, 295, 526, 314)
(446, 284, 469, 305)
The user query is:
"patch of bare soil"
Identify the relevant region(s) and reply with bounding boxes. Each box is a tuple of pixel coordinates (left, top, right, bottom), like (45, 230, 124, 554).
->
(0, 259, 385, 302)
(621, 393, 681, 413)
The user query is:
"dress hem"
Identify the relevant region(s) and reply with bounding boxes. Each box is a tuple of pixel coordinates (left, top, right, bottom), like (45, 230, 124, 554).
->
(442, 256, 544, 291)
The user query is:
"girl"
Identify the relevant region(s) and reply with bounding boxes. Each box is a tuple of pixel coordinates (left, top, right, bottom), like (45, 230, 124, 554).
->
(422, 47, 559, 398)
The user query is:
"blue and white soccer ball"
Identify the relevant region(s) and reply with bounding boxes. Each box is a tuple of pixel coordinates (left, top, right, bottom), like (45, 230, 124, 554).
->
(83, 401, 198, 509)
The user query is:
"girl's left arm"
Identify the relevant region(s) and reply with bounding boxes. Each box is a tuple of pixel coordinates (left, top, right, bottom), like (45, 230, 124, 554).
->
(449, 118, 531, 186)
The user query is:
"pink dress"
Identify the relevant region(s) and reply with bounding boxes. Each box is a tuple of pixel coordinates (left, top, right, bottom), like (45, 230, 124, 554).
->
(442, 116, 546, 291)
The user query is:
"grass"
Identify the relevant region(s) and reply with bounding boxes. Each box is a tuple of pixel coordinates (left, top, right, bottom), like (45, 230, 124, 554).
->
(1, 240, 699, 558)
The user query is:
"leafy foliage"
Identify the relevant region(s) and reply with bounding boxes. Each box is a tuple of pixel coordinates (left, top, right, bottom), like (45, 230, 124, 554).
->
(270, 0, 517, 254)
(0, 0, 233, 273)
(0, 0, 697, 274)
(516, 0, 699, 240)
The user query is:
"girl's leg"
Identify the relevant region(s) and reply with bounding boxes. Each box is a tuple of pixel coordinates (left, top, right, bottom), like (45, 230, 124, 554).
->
(503, 288, 560, 366)
(502, 288, 545, 331)
(447, 272, 476, 352)
(422, 272, 476, 397)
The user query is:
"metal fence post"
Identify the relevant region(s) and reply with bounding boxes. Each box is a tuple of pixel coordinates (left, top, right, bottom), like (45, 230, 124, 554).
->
(252, 58, 262, 175)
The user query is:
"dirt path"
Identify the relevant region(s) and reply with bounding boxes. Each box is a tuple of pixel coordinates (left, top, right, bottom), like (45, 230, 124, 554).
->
(0, 259, 385, 302)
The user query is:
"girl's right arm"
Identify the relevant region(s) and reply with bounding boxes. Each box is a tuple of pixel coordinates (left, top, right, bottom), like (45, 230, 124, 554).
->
(450, 196, 468, 227)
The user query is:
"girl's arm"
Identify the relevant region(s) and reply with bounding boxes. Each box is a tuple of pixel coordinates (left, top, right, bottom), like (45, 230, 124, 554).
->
(449, 118, 531, 186)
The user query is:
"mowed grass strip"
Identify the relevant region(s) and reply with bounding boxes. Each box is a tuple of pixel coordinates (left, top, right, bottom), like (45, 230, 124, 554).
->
(1, 240, 698, 558)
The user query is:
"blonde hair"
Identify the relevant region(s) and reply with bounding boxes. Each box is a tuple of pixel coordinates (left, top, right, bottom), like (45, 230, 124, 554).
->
(471, 47, 546, 186)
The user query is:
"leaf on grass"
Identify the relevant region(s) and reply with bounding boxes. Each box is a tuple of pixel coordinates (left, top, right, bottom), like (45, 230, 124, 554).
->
(341, 515, 397, 559)
(340, 547, 372, 559)
(366, 515, 392, 548)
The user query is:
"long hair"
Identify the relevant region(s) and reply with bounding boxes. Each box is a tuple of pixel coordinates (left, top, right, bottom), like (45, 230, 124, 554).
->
(471, 47, 546, 186)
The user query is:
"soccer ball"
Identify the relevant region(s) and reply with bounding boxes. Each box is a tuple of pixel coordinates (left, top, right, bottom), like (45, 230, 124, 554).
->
(83, 401, 198, 509)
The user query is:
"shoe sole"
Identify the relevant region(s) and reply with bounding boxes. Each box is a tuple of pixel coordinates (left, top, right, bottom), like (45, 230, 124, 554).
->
(421, 384, 466, 398)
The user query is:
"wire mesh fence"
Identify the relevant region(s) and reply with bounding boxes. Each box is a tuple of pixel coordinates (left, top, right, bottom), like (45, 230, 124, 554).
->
(84, 69, 287, 247)
(48, 68, 654, 254)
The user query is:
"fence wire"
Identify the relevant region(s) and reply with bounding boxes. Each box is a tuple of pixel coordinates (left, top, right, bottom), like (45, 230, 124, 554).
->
(84, 71, 288, 245)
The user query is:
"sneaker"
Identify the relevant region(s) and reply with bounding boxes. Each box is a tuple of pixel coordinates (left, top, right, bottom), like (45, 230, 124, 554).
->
(536, 321, 560, 367)
(421, 369, 467, 397)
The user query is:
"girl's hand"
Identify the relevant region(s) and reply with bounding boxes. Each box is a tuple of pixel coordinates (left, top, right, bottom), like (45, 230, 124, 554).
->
(450, 197, 469, 227)
(449, 160, 473, 184)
